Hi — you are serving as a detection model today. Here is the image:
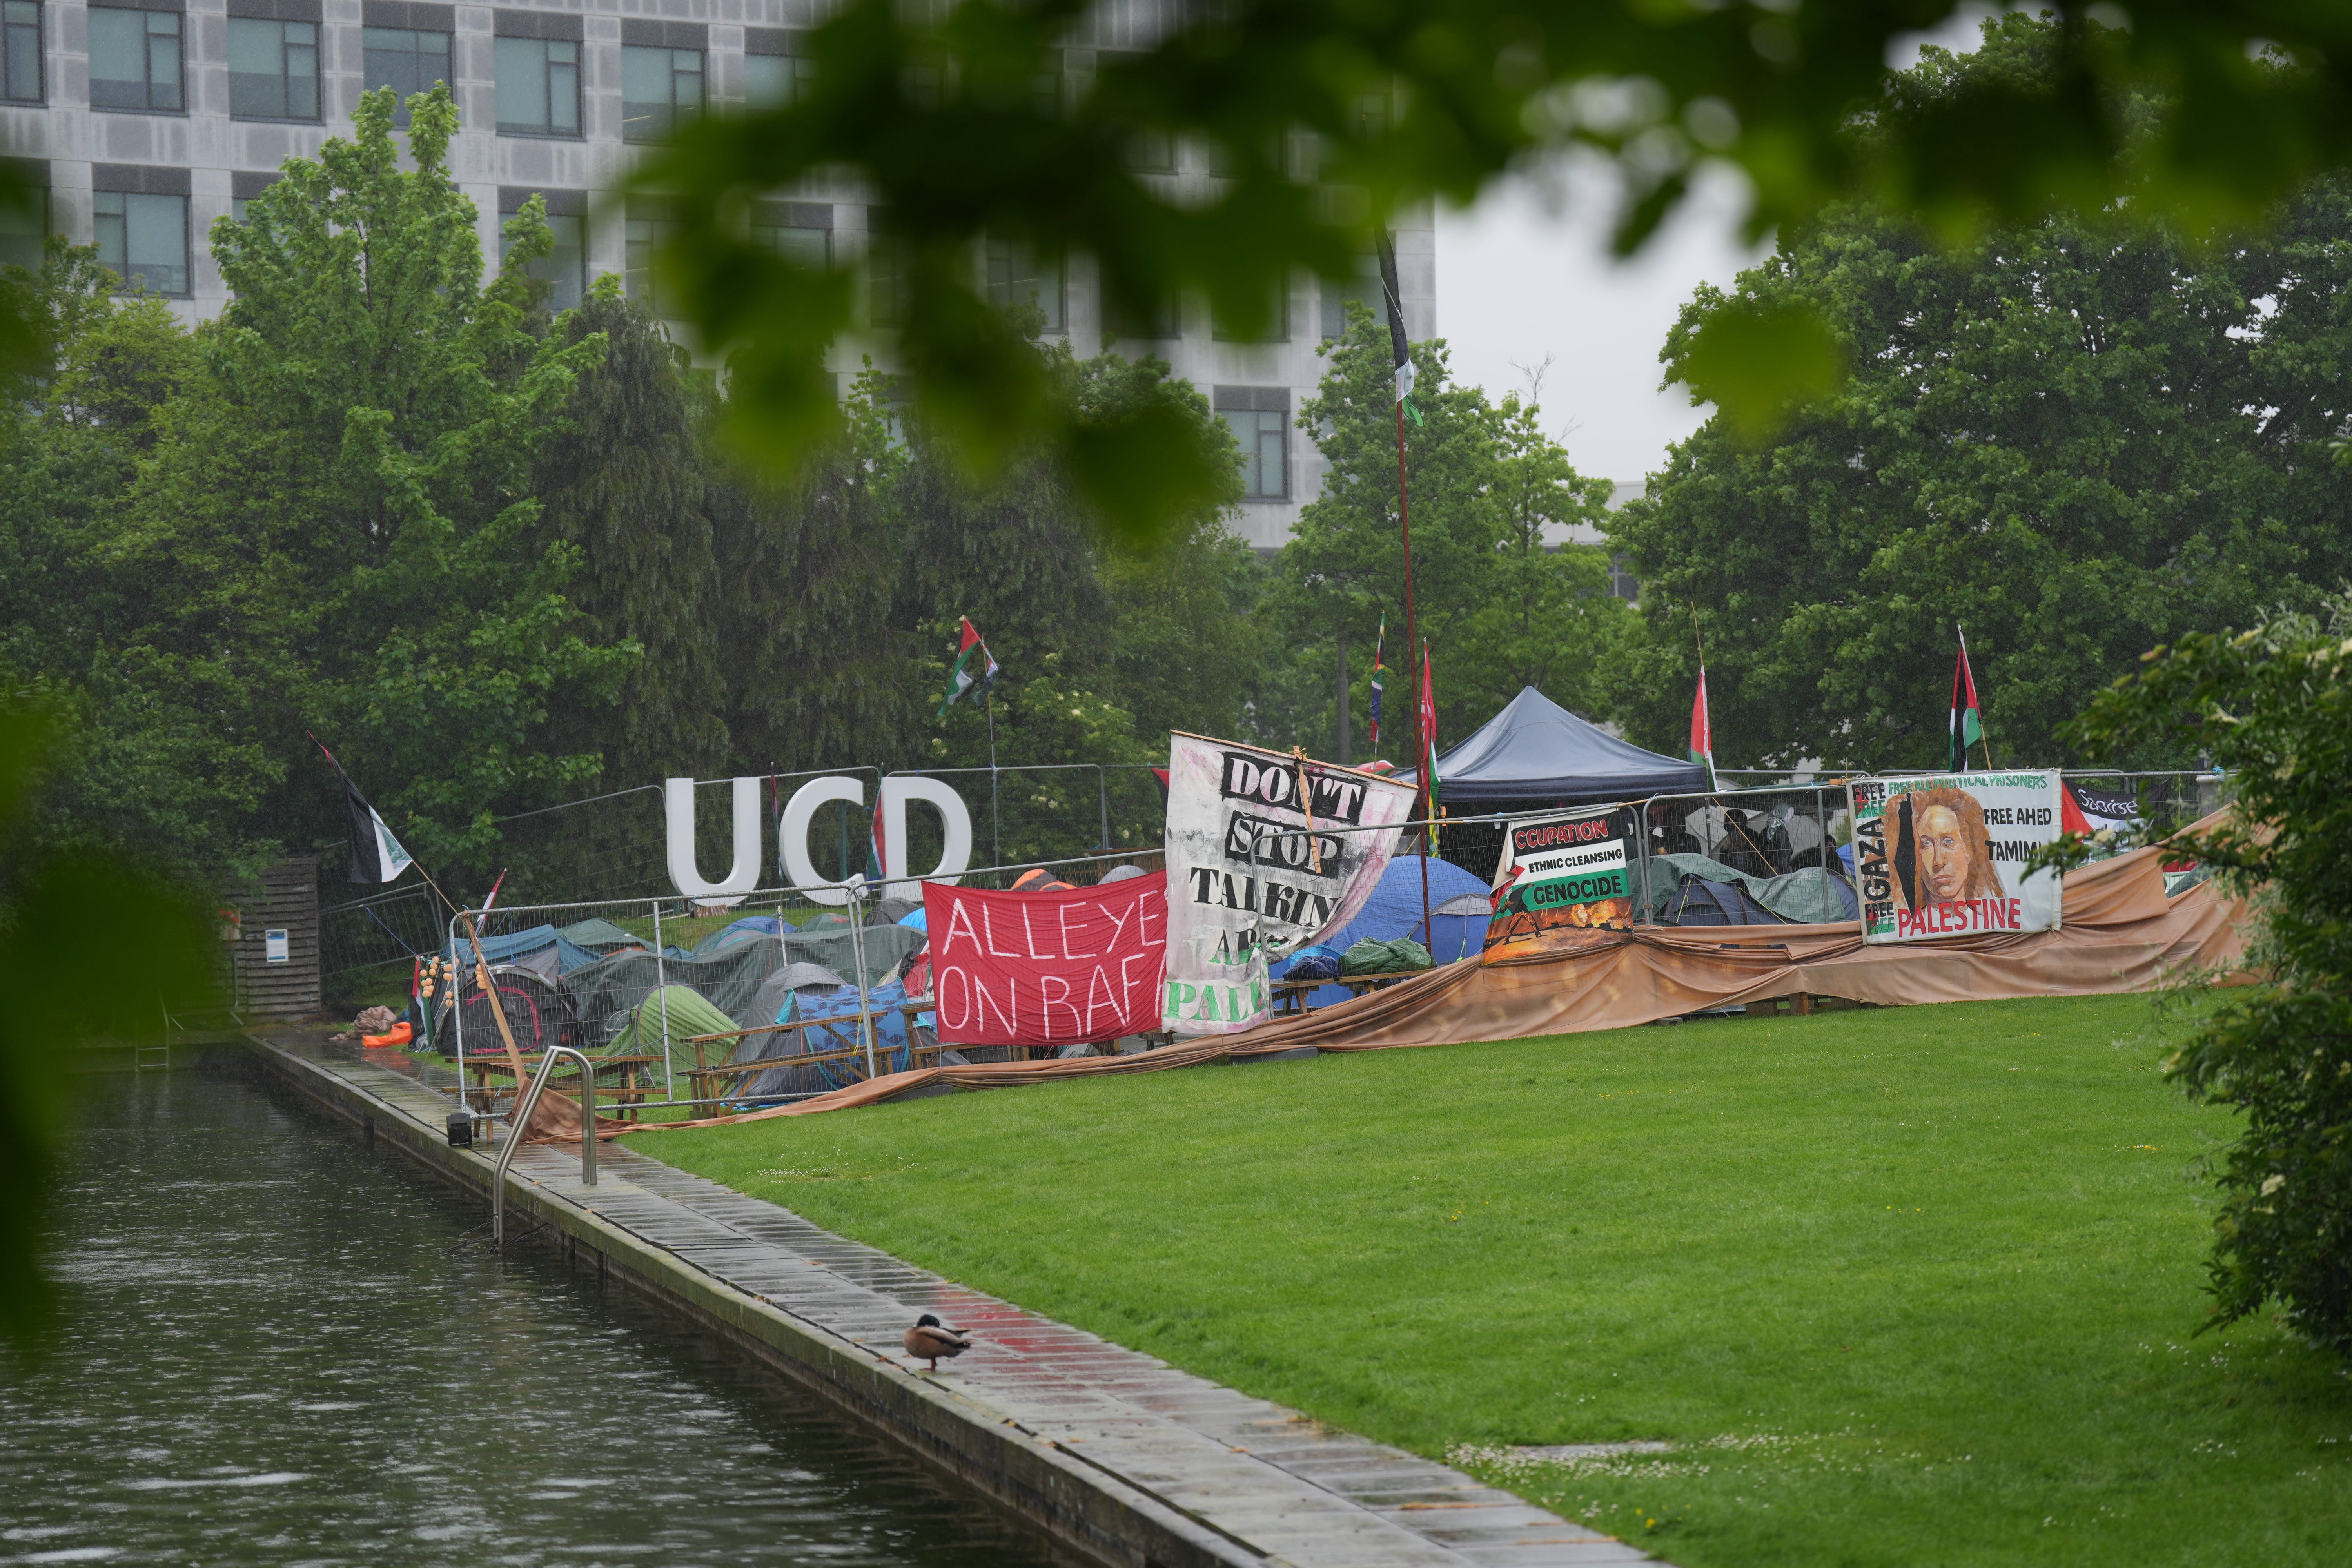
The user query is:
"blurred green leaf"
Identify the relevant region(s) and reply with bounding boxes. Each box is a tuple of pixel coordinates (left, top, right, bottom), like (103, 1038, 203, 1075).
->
(631, 1, 2352, 531)
(1672, 298, 1847, 445)
(0, 702, 217, 1346)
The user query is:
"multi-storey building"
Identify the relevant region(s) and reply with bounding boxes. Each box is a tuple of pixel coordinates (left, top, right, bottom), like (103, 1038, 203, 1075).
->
(0, 0, 1435, 548)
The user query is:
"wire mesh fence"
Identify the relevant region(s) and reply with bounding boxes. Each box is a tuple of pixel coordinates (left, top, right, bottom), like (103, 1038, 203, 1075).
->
(328, 763, 2236, 1015)
(421, 846, 1171, 1125)
(2061, 769, 2230, 837)
(318, 879, 443, 1005)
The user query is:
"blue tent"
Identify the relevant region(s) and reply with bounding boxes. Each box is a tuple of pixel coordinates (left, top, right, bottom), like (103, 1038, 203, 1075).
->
(1270, 855, 1489, 1009)
(442, 922, 602, 975)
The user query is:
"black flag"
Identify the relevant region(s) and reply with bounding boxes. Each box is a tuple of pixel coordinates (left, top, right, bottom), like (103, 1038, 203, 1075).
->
(311, 735, 415, 885)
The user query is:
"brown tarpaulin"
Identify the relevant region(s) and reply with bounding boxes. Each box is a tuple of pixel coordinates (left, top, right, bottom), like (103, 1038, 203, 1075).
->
(577, 822, 2248, 1139)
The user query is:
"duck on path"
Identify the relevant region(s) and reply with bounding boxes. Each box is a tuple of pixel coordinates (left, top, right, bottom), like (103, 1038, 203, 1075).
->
(904, 1314, 972, 1372)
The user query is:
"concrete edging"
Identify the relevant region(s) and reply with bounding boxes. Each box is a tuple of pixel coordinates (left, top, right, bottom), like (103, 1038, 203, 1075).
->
(238, 1033, 1269, 1568)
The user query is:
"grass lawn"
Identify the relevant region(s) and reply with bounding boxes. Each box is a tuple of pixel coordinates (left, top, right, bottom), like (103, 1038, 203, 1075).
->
(630, 994, 2352, 1566)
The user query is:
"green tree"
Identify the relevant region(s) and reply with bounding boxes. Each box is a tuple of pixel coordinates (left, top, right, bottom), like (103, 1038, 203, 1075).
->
(0, 242, 276, 877)
(1607, 19, 2352, 770)
(1456, 392, 1628, 712)
(1283, 305, 1625, 749)
(624, 1, 2352, 533)
(714, 373, 917, 779)
(534, 281, 729, 787)
(2063, 595, 2352, 1352)
(116, 85, 631, 873)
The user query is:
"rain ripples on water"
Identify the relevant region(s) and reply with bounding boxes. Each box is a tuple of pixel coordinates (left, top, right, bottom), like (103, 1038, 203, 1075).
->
(0, 1069, 1063, 1567)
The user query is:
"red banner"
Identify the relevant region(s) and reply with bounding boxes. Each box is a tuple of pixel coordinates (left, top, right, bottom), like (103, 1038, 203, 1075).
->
(924, 872, 1169, 1045)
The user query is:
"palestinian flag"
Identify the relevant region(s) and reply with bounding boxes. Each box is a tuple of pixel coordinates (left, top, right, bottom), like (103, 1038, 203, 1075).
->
(1949, 629, 1985, 771)
(1688, 666, 1718, 792)
(938, 616, 1000, 715)
(1374, 231, 1423, 425)
(311, 733, 414, 884)
(1416, 642, 1441, 812)
(1367, 615, 1387, 751)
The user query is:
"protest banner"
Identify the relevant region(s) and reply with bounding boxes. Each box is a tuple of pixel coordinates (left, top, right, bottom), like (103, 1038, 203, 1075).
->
(2064, 779, 2142, 837)
(1161, 733, 1416, 1034)
(924, 872, 1168, 1045)
(1484, 804, 1642, 951)
(1848, 773, 2063, 943)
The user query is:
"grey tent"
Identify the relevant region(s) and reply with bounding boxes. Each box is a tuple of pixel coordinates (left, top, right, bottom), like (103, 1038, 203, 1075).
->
(1640, 855, 1860, 926)
(563, 924, 921, 1047)
(1399, 686, 1706, 803)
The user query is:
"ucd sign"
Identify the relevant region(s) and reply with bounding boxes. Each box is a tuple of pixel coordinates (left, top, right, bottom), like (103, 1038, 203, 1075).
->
(664, 776, 974, 907)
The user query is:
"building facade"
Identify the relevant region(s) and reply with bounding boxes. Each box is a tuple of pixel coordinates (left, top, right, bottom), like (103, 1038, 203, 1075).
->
(0, 0, 1436, 548)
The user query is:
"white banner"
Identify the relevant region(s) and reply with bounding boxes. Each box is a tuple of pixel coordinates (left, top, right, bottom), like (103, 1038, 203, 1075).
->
(1161, 733, 1416, 1034)
(1849, 773, 2063, 943)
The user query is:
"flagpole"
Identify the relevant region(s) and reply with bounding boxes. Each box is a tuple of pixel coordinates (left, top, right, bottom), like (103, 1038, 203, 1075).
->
(1960, 624, 1994, 768)
(1397, 394, 1430, 949)
(1692, 605, 1718, 793)
(986, 686, 1001, 874)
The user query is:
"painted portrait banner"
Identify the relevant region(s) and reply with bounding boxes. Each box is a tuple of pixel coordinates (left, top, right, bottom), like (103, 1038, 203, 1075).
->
(924, 873, 1168, 1045)
(1484, 804, 1642, 952)
(1161, 733, 1417, 1035)
(1848, 773, 2063, 944)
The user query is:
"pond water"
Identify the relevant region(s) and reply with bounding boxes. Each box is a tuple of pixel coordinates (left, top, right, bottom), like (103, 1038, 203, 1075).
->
(0, 1067, 1064, 1567)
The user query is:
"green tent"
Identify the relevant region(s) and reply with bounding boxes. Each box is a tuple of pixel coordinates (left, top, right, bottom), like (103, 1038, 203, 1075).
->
(605, 984, 738, 1089)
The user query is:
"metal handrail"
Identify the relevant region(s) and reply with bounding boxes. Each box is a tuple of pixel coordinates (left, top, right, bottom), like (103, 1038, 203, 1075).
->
(491, 1044, 598, 1246)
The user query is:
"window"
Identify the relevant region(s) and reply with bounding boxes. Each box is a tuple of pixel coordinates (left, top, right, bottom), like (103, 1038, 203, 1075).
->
(1321, 251, 1381, 340)
(624, 202, 677, 315)
(2, 1, 40, 104)
(866, 228, 909, 327)
(743, 29, 813, 105)
(0, 178, 45, 270)
(752, 202, 829, 268)
(985, 240, 1062, 334)
(88, 6, 181, 113)
(229, 169, 278, 224)
(501, 194, 586, 312)
(1125, 129, 1173, 173)
(94, 189, 188, 295)
(1030, 53, 1061, 118)
(495, 36, 578, 136)
(363, 26, 449, 126)
(1213, 280, 1288, 343)
(1215, 388, 1289, 500)
(228, 18, 318, 120)
(1093, 53, 1170, 171)
(743, 51, 814, 105)
(1102, 289, 1178, 341)
(621, 45, 701, 142)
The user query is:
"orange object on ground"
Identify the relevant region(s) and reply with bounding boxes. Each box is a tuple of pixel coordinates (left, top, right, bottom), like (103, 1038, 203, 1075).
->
(568, 816, 2249, 1140)
(362, 1020, 413, 1049)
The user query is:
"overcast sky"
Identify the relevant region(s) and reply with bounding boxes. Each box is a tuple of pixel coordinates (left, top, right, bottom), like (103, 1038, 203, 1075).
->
(1434, 156, 1768, 488)
(1435, 5, 2000, 486)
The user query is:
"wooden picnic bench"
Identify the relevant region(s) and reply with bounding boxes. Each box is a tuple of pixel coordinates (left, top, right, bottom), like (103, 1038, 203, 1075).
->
(678, 1003, 948, 1106)
(1273, 971, 1424, 1016)
(676, 1002, 1142, 1105)
(463, 1053, 661, 1122)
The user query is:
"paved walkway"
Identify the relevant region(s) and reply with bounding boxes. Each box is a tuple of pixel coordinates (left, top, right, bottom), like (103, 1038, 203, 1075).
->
(267, 1034, 1662, 1568)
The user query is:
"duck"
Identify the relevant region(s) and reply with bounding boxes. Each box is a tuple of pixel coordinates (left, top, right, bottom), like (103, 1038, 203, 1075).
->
(904, 1313, 972, 1372)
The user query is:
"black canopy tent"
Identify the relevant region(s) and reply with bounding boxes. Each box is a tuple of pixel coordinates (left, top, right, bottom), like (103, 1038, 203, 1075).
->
(1399, 686, 1709, 882)
(1401, 686, 1708, 803)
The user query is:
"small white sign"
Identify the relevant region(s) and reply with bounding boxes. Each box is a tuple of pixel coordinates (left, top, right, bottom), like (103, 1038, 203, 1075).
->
(264, 929, 290, 964)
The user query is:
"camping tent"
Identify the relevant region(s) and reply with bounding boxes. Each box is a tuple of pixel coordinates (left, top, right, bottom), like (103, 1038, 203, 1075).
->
(1641, 854, 1859, 925)
(437, 964, 583, 1056)
(1399, 686, 1707, 803)
(441, 922, 603, 976)
(1269, 855, 1489, 1010)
